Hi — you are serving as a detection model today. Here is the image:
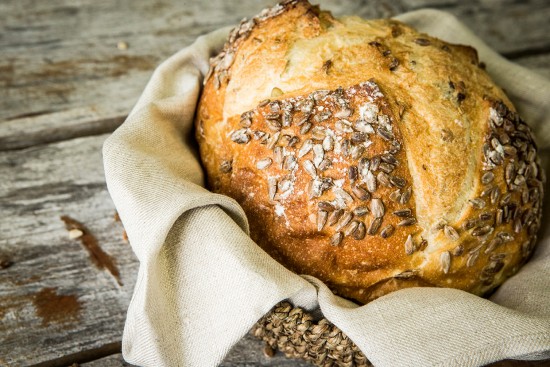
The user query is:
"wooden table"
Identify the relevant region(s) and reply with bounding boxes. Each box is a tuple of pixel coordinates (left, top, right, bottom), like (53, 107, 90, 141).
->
(1, 1, 549, 366)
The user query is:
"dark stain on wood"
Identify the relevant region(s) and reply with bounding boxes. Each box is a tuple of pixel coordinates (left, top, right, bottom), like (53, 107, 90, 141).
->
(32, 287, 82, 327)
(0, 256, 14, 269)
(61, 215, 123, 286)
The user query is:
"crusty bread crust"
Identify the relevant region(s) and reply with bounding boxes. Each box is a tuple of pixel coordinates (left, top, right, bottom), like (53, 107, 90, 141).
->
(195, 0, 543, 304)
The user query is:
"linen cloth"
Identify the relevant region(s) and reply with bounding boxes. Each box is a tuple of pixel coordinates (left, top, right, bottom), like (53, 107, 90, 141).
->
(103, 9, 550, 367)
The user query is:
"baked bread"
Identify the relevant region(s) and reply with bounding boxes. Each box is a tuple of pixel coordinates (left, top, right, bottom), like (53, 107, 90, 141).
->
(195, 0, 544, 304)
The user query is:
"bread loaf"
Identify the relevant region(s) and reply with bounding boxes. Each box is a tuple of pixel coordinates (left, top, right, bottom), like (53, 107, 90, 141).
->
(195, 0, 544, 304)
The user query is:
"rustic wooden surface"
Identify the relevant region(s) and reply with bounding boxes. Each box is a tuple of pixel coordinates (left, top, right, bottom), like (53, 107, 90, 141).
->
(0, 0, 549, 366)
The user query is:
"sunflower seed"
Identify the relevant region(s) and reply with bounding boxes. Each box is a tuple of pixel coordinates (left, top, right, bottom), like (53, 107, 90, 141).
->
(380, 224, 395, 238)
(267, 132, 280, 149)
(359, 157, 370, 176)
(490, 187, 501, 205)
(317, 210, 328, 231)
(479, 212, 493, 221)
(440, 251, 451, 274)
(444, 225, 460, 241)
(335, 108, 353, 118)
(415, 38, 431, 46)
(351, 132, 367, 144)
(350, 145, 365, 160)
(317, 202, 333, 212)
(453, 244, 464, 256)
(379, 162, 395, 174)
(390, 175, 406, 188)
(481, 171, 494, 184)
(268, 177, 277, 200)
(467, 250, 480, 268)
(313, 144, 324, 167)
(344, 220, 360, 236)
(500, 193, 512, 206)
(365, 171, 377, 193)
(258, 99, 270, 107)
(371, 156, 381, 171)
(256, 158, 272, 170)
(300, 122, 312, 134)
(336, 119, 354, 133)
(322, 135, 334, 151)
(505, 163, 515, 184)
(353, 120, 375, 134)
(341, 139, 351, 157)
(377, 127, 394, 141)
(463, 218, 478, 230)
(353, 222, 366, 240)
(318, 158, 331, 171)
(496, 209, 504, 226)
(367, 217, 382, 235)
(230, 129, 250, 144)
(310, 127, 326, 140)
(381, 153, 398, 165)
(404, 235, 415, 255)
(389, 189, 401, 202)
(303, 160, 316, 177)
(393, 209, 412, 217)
(513, 218, 523, 233)
(328, 209, 344, 226)
(353, 206, 369, 217)
(484, 237, 503, 254)
(331, 232, 343, 246)
(220, 160, 232, 173)
(349, 166, 358, 182)
(472, 225, 493, 236)
(298, 139, 313, 158)
(266, 118, 282, 132)
(377, 171, 391, 186)
(400, 186, 412, 204)
(283, 155, 297, 171)
(498, 232, 514, 242)
(469, 198, 486, 209)
(371, 199, 385, 218)
(398, 217, 417, 226)
(351, 184, 370, 201)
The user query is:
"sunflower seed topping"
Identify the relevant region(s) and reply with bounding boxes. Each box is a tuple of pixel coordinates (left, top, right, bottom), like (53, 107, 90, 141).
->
(298, 139, 313, 158)
(365, 171, 377, 193)
(353, 206, 369, 217)
(400, 186, 412, 204)
(344, 220, 360, 236)
(390, 175, 406, 188)
(303, 160, 316, 177)
(398, 217, 417, 226)
(469, 198, 486, 209)
(328, 209, 344, 226)
(380, 225, 395, 238)
(313, 144, 324, 167)
(371, 199, 385, 218)
(322, 135, 334, 151)
(404, 235, 415, 255)
(440, 251, 451, 274)
(481, 171, 494, 184)
(230, 129, 250, 144)
(256, 158, 272, 170)
(352, 184, 370, 201)
(367, 217, 382, 235)
(393, 209, 412, 217)
(443, 225, 460, 241)
(353, 222, 366, 240)
(331, 232, 343, 246)
(317, 210, 328, 231)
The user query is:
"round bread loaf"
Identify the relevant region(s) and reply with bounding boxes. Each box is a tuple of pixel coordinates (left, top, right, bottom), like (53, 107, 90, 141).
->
(195, 0, 544, 304)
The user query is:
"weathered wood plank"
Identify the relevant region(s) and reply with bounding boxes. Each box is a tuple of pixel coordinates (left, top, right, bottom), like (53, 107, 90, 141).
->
(1, 0, 549, 151)
(0, 134, 138, 367)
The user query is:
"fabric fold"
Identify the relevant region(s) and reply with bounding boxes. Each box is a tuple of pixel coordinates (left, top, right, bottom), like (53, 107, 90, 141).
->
(103, 9, 550, 367)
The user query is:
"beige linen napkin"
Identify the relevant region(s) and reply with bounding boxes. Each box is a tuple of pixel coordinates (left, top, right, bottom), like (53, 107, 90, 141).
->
(103, 9, 550, 367)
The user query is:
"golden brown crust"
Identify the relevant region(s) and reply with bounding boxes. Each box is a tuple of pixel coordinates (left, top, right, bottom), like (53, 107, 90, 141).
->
(195, 0, 544, 304)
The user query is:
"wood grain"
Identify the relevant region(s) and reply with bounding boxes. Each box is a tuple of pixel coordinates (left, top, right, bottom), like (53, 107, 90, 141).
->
(1, 0, 549, 151)
(0, 0, 549, 366)
(0, 134, 138, 366)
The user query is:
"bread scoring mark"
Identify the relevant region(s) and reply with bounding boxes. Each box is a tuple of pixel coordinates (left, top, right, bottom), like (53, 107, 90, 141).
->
(226, 80, 420, 246)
